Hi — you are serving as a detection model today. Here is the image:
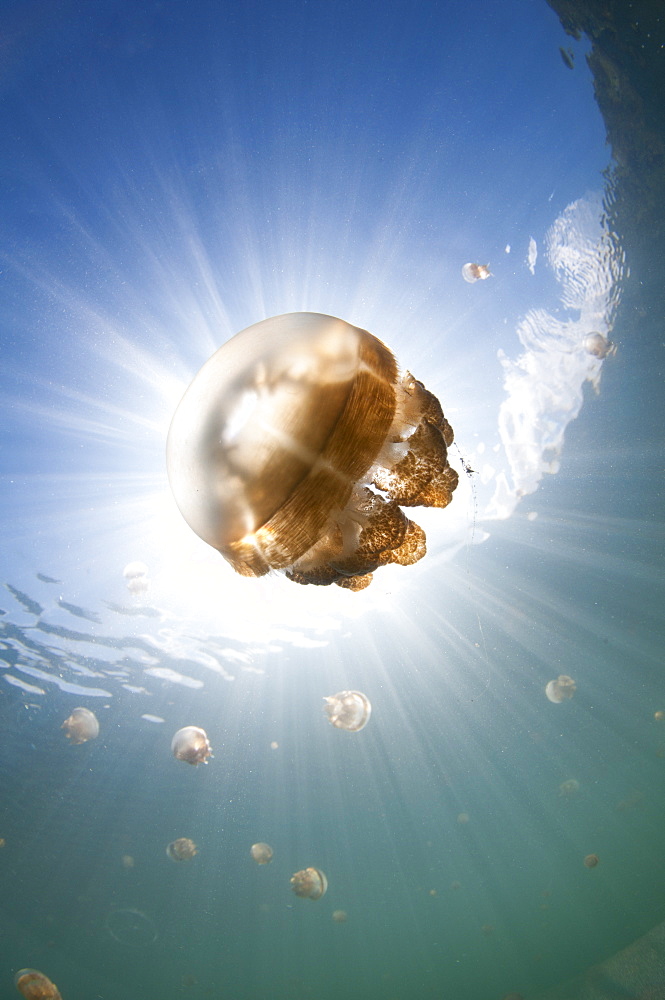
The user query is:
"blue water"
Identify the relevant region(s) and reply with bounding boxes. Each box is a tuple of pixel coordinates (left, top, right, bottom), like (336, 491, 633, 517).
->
(1, 2, 663, 999)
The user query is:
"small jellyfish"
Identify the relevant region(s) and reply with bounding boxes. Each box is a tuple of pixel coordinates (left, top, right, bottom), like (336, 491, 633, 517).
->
(104, 907, 158, 946)
(167, 313, 458, 591)
(558, 779, 580, 797)
(166, 837, 198, 861)
(171, 726, 212, 765)
(450, 880, 462, 891)
(583, 853, 600, 868)
(332, 909, 348, 923)
(584, 332, 616, 359)
(481, 923, 494, 936)
(290, 867, 328, 900)
(654, 710, 664, 721)
(61, 707, 100, 744)
(457, 812, 470, 824)
(250, 842, 273, 865)
(121, 854, 135, 869)
(462, 262, 491, 283)
(123, 561, 150, 594)
(14, 969, 62, 1000)
(545, 675, 576, 703)
(323, 690, 371, 732)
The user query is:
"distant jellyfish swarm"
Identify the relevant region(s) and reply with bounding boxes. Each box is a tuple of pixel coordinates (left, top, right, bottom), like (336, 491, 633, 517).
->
(250, 842, 274, 865)
(14, 970, 62, 1000)
(324, 690, 371, 732)
(462, 263, 491, 283)
(171, 726, 212, 765)
(166, 312, 458, 591)
(61, 707, 99, 744)
(545, 675, 576, 703)
(290, 867, 328, 900)
(166, 837, 198, 861)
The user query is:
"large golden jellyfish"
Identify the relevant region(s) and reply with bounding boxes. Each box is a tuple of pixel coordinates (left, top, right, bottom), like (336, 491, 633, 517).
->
(461, 263, 491, 283)
(290, 867, 328, 900)
(167, 313, 458, 591)
(61, 707, 99, 744)
(545, 675, 576, 704)
(166, 837, 198, 861)
(14, 970, 62, 1000)
(250, 842, 274, 865)
(171, 726, 212, 765)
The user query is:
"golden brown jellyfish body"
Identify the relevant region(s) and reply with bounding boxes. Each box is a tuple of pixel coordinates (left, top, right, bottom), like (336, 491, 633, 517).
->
(584, 332, 616, 359)
(545, 675, 576, 703)
(332, 909, 348, 923)
(166, 837, 198, 861)
(462, 262, 491, 283)
(14, 969, 62, 1000)
(61, 707, 99, 744)
(558, 778, 580, 797)
(290, 867, 328, 900)
(250, 842, 274, 865)
(167, 313, 458, 591)
(171, 726, 212, 765)
(121, 854, 135, 869)
(584, 853, 600, 868)
(654, 710, 665, 721)
(323, 690, 371, 732)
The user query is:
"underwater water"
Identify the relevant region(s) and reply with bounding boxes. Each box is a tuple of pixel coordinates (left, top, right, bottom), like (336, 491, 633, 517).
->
(1, 2, 664, 999)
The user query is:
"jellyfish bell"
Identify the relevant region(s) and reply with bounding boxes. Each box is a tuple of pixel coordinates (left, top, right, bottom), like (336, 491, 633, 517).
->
(323, 690, 371, 732)
(290, 867, 328, 900)
(166, 312, 458, 591)
(332, 909, 348, 923)
(171, 726, 212, 765)
(462, 262, 491, 283)
(14, 970, 62, 1000)
(166, 837, 198, 861)
(250, 842, 273, 865)
(584, 332, 616, 359)
(104, 907, 158, 947)
(61, 707, 99, 744)
(558, 778, 580, 797)
(123, 561, 149, 581)
(545, 675, 576, 703)
(584, 853, 600, 868)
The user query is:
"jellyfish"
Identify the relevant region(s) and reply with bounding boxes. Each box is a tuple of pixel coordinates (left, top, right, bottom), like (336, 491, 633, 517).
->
(122, 561, 150, 594)
(462, 263, 491, 283)
(14, 970, 62, 1000)
(171, 726, 212, 765)
(457, 812, 470, 824)
(121, 854, 135, 868)
(654, 710, 664, 721)
(558, 778, 580, 797)
(166, 313, 458, 592)
(584, 332, 616, 359)
(104, 908, 158, 946)
(545, 675, 576, 703)
(61, 707, 99, 744)
(583, 853, 600, 868)
(166, 838, 197, 861)
(323, 690, 371, 732)
(332, 909, 348, 923)
(290, 867, 328, 900)
(250, 842, 273, 865)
